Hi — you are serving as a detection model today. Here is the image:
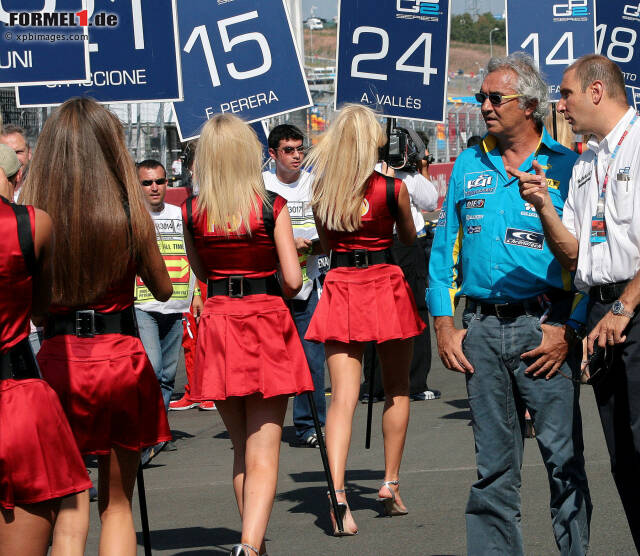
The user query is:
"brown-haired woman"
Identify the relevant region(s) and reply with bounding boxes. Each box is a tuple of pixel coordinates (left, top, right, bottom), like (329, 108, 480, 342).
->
(183, 113, 313, 556)
(304, 104, 425, 535)
(22, 97, 173, 555)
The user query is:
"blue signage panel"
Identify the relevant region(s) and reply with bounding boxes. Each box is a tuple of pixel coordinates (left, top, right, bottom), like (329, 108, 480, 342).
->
(16, 0, 182, 106)
(173, 0, 312, 141)
(335, 0, 451, 123)
(0, 0, 89, 86)
(507, 0, 596, 101)
(596, 0, 640, 109)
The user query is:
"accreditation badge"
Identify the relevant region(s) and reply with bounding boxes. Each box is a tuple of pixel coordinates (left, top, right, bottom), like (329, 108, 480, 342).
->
(590, 215, 607, 244)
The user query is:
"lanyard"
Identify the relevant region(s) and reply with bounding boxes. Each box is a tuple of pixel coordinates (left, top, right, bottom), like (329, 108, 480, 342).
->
(595, 112, 639, 215)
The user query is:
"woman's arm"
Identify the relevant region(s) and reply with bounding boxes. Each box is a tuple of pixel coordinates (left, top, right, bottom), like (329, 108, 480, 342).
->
(137, 239, 173, 302)
(32, 208, 53, 319)
(395, 182, 417, 245)
(274, 208, 302, 298)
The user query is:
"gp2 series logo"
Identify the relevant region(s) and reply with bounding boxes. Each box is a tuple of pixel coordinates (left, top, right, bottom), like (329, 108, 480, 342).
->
(552, 0, 589, 17)
(396, 0, 440, 15)
(624, 2, 640, 17)
(504, 228, 545, 250)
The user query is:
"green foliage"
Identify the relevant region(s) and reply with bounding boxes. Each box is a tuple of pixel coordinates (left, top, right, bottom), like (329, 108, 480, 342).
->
(451, 12, 506, 45)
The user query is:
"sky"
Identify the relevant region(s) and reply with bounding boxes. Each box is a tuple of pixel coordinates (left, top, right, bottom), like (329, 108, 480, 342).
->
(302, 0, 506, 19)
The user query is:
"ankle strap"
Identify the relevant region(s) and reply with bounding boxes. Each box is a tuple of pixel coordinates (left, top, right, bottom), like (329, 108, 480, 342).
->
(327, 489, 345, 494)
(241, 543, 260, 556)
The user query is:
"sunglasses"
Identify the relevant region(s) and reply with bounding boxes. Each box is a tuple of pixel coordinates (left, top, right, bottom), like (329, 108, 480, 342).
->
(140, 178, 168, 186)
(278, 146, 306, 154)
(475, 92, 523, 106)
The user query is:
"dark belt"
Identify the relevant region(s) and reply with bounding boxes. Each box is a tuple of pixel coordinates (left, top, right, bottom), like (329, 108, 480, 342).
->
(207, 275, 281, 298)
(590, 280, 630, 304)
(466, 296, 545, 319)
(330, 248, 395, 269)
(44, 306, 139, 339)
(0, 338, 40, 380)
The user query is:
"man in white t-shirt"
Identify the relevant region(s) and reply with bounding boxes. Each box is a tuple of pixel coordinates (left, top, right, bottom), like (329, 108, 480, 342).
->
(135, 160, 203, 459)
(263, 124, 328, 447)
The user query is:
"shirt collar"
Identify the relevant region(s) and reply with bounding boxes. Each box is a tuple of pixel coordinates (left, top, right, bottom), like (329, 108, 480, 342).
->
(587, 106, 635, 155)
(481, 126, 565, 157)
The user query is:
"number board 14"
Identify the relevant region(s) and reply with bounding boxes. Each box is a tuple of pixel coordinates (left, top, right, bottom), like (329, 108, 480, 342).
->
(335, 0, 452, 123)
(506, 0, 596, 101)
(173, 0, 311, 142)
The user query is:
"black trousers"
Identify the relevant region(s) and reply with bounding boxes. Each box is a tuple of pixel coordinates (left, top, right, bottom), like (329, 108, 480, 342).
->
(588, 299, 640, 552)
(362, 234, 432, 397)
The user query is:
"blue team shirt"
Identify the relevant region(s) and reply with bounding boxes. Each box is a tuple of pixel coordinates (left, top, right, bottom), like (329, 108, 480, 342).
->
(427, 127, 585, 320)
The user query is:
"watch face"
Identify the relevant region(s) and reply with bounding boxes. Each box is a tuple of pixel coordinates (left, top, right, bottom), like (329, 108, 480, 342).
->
(613, 300, 624, 314)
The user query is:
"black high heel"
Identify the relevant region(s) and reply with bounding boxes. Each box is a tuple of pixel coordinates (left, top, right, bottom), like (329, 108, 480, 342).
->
(328, 489, 358, 536)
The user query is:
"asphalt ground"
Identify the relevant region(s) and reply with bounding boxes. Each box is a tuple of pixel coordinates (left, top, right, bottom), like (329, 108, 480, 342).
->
(84, 314, 637, 555)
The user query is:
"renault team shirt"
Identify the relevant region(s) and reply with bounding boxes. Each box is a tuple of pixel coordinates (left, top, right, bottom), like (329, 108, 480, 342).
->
(427, 128, 580, 317)
(263, 170, 329, 301)
(135, 203, 195, 314)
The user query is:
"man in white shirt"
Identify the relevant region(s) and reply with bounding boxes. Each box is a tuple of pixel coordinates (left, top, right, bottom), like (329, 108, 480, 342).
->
(0, 124, 31, 203)
(515, 54, 640, 551)
(263, 124, 328, 447)
(135, 160, 203, 459)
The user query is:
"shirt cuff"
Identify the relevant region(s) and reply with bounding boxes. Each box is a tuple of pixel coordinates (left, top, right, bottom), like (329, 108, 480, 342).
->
(426, 287, 455, 317)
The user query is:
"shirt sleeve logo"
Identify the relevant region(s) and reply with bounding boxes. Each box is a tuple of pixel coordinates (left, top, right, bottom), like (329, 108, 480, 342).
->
(504, 228, 545, 249)
(464, 171, 497, 196)
(466, 224, 482, 234)
(546, 178, 560, 189)
(465, 198, 485, 208)
(361, 199, 370, 216)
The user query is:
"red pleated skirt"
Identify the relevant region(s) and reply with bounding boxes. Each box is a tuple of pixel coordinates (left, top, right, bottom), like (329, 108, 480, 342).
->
(192, 294, 313, 401)
(0, 378, 92, 510)
(305, 264, 426, 343)
(37, 334, 172, 456)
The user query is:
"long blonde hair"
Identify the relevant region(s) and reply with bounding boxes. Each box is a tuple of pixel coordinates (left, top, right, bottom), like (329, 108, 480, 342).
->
(305, 104, 386, 232)
(194, 114, 266, 234)
(21, 97, 155, 306)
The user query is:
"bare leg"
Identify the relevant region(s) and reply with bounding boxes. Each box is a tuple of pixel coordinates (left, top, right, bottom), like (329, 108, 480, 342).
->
(325, 340, 365, 533)
(51, 492, 89, 556)
(97, 447, 141, 556)
(376, 338, 413, 511)
(0, 501, 57, 556)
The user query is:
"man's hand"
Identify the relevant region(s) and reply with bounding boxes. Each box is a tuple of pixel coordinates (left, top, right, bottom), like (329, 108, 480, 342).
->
(294, 237, 312, 255)
(435, 324, 474, 374)
(521, 324, 569, 379)
(191, 294, 204, 320)
(506, 160, 552, 213)
(587, 312, 630, 356)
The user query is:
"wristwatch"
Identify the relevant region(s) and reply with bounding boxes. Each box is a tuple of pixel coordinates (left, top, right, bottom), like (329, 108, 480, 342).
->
(611, 299, 635, 318)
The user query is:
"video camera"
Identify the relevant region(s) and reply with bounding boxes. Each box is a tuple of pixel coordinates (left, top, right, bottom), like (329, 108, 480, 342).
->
(383, 126, 434, 172)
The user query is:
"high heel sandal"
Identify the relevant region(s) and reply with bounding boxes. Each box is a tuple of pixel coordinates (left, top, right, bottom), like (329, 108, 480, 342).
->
(230, 543, 259, 556)
(328, 489, 358, 536)
(376, 480, 409, 516)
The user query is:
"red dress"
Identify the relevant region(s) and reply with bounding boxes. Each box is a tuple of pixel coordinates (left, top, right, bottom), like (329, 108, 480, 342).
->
(305, 172, 426, 343)
(0, 198, 91, 510)
(37, 266, 172, 456)
(183, 194, 313, 401)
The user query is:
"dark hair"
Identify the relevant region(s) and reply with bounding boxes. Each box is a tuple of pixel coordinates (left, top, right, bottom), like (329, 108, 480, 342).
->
(1, 124, 29, 146)
(467, 135, 483, 148)
(137, 159, 166, 175)
(567, 54, 627, 103)
(267, 124, 304, 150)
(415, 130, 430, 149)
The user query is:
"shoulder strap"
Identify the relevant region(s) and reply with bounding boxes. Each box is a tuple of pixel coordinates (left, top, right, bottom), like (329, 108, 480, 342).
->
(262, 190, 279, 243)
(9, 204, 36, 276)
(385, 175, 398, 221)
(185, 195, 195, 236)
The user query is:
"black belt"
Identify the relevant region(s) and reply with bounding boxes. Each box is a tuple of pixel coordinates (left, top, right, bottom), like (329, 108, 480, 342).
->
(590, 281, 630, 304)
(466, 297, 545, 319)
(207, 275, 281, 298)
(330, 248, 395, 269)
(0, 338, 40, 380)
(44, 306, 139, 339)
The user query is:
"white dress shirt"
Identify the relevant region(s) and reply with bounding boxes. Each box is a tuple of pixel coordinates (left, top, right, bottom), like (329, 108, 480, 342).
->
(563, 107, 640, 290)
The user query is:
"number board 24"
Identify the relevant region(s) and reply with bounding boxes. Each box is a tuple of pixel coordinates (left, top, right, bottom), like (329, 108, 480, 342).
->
(335, 0, 451, 123)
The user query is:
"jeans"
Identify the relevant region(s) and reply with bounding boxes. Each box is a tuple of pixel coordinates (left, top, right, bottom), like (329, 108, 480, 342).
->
(462, 310, 591, 556)
(135, 309, 183, 412)
(290, 283, 326, 441)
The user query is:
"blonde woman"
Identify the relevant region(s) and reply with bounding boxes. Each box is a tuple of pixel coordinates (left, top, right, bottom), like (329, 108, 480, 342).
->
(305, 104, 425, 535)
(182, 114, 313, 556)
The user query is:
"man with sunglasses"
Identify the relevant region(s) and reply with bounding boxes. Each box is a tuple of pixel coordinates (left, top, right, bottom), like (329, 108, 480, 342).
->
(427, 53, 591, 555)
(135, 159, 203, 463)
(515, 54, 640, 552)
(262, 124, 329, 448)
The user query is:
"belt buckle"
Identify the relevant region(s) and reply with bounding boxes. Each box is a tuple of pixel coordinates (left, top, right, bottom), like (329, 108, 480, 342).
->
(353, 249, 369, 269)
(228, 276, 244, 298)
(75, 310, 96, 338)
(494, 303, 510, 319)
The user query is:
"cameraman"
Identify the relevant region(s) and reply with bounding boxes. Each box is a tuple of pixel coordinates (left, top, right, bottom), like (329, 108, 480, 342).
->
(363, 132, 439, 402)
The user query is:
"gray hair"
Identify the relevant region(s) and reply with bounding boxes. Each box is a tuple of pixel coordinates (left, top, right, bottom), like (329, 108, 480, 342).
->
(487, 52, 549, 125)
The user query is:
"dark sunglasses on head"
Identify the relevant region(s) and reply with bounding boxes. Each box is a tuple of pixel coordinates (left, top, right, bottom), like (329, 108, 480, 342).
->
(475, 92, 523, 106)
(278, 146, 306, 154)
(140, 178, 168, 186)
